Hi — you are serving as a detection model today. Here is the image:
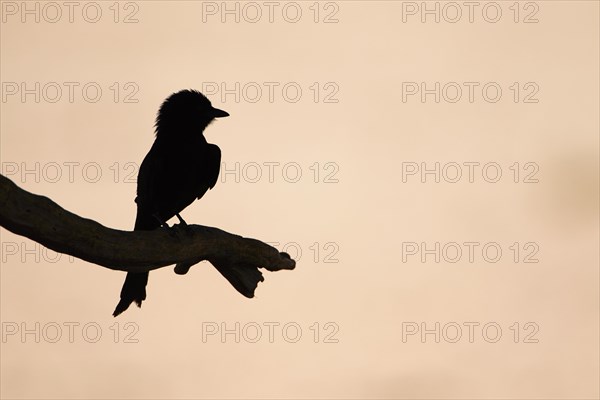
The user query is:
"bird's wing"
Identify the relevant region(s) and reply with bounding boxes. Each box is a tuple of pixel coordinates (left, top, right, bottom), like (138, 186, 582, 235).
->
(134, 144, 164, 225)
(196, 143, 221, 199)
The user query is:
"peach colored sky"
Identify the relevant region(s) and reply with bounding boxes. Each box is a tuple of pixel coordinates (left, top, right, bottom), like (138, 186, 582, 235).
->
(1, 1, 598, 399)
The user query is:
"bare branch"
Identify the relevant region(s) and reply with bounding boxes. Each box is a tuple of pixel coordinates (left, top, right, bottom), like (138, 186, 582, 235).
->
(0, 174, 295, 296)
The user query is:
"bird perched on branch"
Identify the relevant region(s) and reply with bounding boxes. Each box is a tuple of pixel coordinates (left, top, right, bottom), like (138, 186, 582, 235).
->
(113, 90, 229, 317)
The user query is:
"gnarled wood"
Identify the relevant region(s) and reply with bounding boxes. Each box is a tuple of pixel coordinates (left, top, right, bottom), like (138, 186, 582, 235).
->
(0, 174, 295, 297)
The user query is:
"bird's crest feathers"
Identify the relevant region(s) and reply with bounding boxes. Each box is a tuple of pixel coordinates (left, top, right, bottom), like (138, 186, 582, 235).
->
(154, 89, 219, 139)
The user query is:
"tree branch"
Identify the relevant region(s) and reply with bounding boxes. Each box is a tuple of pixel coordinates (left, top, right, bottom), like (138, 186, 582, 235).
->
(0, 174, 295, 297)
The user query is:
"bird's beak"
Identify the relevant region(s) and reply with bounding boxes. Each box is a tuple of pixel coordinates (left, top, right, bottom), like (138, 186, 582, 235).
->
(211, 107, 229, 118)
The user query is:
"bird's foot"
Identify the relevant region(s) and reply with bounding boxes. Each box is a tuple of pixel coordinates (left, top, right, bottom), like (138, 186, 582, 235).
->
(152, 213, 182, 239)
(175, 213, 194, 237)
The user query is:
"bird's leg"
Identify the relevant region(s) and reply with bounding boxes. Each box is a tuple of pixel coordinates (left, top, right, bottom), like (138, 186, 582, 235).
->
(175, 213, 194, 237)
(153, 213, 184, 239)
(175, 213, 187, 226)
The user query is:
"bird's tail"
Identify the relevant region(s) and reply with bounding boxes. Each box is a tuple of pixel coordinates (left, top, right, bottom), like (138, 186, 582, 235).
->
(113, 210, 156, 317)
(113, 271, 148, 317)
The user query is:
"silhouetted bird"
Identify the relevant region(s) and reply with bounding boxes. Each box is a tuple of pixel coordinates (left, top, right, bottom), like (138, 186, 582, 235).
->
(113, 90, 228, 317)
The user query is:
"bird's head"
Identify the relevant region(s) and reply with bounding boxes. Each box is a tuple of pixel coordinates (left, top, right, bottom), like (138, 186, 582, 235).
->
(154, 89, 229, 139)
